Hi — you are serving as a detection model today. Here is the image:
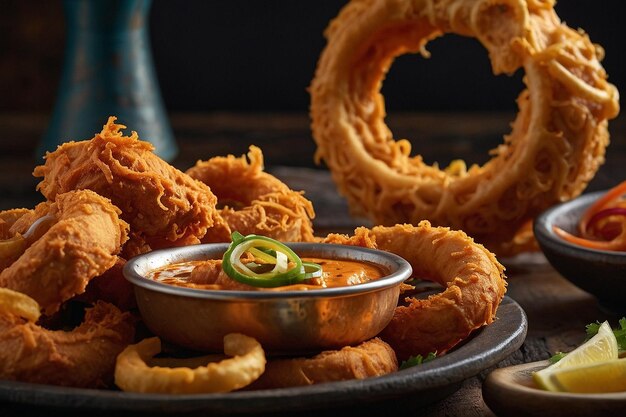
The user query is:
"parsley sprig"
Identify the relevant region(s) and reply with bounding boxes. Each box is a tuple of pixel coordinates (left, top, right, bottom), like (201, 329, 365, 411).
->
(586, 317, 626, 354)
(549, 317, 626, 363)
(399, 352, 437, 369)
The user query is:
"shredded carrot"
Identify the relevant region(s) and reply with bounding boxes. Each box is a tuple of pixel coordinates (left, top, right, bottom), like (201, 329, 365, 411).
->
(555, 181, 626, 252)
(580, 180, 626, 236)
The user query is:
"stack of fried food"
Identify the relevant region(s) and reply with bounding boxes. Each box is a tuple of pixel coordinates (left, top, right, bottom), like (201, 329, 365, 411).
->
(0, 117, 506, 392)
(4, 0, 617, 392)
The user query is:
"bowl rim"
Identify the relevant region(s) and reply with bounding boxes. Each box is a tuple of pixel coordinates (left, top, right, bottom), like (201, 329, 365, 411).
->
(534, 189, 626, 259)
(123, 242, 413, 300)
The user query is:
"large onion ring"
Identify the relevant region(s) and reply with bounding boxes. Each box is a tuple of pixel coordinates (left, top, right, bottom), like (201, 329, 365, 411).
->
(248, 337, 397, 389)
(187, 145, 316, 243)
(34, 116, 220, 250)
(0, 288, 135, 388)
(114, 334, 266, 394)
(0, 190, 129, 315)
(310, 0, 619, 255)
(324, 222, 506, 360)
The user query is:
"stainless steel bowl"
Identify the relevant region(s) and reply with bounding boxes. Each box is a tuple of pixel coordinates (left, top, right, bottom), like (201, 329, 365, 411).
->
(123, 242, 412, 353)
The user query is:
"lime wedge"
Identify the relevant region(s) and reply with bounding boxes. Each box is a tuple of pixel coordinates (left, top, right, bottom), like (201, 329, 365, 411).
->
(534, 321, 618, 391)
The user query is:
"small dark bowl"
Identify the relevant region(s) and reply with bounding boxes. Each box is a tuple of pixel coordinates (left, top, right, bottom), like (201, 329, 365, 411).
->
(534, 190, 626, 313)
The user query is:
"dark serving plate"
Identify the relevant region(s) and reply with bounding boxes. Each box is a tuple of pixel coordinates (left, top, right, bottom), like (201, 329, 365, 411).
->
(534, 190, 626, 313)
(0, 297, 526, 416)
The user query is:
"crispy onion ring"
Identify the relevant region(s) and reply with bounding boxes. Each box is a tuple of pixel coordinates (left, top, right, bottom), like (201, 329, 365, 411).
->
(0, 209, 31, 240)
(34, 116, 220, 250)
(324, 222, 506, 360)
(310, 0, 619, 255)
(0, 287, 40, 322)
(186, 145, 316, 243)
(0, 288, 135, 388)
(0, 190, 129, 315)
(114, 334, 266, 394)
(248, 337, 397, 389)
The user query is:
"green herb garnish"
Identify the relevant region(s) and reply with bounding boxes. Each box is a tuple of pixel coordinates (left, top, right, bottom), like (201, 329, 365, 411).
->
(585, 317, 626, 354)
(222, 232, 321, 287)
(548, 352, 567, 364)
(399, 352, 437, 369)
(549, 317, 626, 364)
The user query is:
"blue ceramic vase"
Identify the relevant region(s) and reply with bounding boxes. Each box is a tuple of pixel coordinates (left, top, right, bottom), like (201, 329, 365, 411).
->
(39, 0, 177, 161)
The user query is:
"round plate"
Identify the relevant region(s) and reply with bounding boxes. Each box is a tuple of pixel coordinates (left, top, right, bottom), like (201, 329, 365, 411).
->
(483, 360, 626, 417)
(0, 297, 526, 415)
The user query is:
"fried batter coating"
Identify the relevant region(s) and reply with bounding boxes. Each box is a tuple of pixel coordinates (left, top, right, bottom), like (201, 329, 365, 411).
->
(0, 209, 31, 240)
(0, 288, 134, 388)
(0, 190, 129, 315)
(0, 209, 33, 270)
(324, 222, 506, 360)
(248, 338, 397, 389)
(76, 257, 137, 311)
(186, 146, 315, 243)
(310, 0, 620, 255)
(34, 116, 219, 249)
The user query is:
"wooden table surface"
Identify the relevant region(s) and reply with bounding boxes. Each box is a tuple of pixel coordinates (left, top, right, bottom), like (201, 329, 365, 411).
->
(1, 111, 625, 417)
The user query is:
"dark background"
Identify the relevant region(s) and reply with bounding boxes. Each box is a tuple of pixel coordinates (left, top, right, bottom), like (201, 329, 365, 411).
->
(1, 0, 624, 115)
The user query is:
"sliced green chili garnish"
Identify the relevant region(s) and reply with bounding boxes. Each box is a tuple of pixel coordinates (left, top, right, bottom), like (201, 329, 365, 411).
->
(222, 232, 322, 288)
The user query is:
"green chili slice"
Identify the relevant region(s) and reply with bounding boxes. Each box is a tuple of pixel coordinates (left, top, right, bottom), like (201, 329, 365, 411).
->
(302, 262, 323, 280)
(222, 232, 321, 288)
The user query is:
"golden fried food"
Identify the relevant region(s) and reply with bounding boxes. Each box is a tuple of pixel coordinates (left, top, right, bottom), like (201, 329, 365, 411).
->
(115, 334, 266, 393)
(248, 337, 397, 389)
(0, 209, 34, 270)
(310, 0, 620, 255)
(0, 288, 134, 388)
(0, 209, 31, 240)
(324, 222, 506, 360)
(186, 146, 315, 243)
(76, 257, 137, 311)
(0, 190, 129, 315)
(34, 116, 220, 250)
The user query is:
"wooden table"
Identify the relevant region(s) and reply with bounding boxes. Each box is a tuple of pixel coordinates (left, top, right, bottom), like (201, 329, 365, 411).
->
(0, 112, 624, 416)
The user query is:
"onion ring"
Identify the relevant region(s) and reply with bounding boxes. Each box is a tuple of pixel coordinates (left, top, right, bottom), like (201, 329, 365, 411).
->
(186, 146, 315, 243)
(0, 287, 40, 322)
(34, 116, 220, 250)
(0, 190, 129, 315)
(0, 288, 134, 388)
(114, 334, 266, 394)
(0, 209, 31, 240)
(323, 222, 506, 360)
(310, 0, 619, 255)
(247, 337, 397, 389)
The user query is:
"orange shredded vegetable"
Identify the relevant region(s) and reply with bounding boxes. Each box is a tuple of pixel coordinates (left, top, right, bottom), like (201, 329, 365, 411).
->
(553, 181, 626, 252)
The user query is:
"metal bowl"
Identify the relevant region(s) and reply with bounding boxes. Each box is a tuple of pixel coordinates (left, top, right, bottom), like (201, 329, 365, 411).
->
(123, 242, 412, 354)
(534, 190, 626, 313)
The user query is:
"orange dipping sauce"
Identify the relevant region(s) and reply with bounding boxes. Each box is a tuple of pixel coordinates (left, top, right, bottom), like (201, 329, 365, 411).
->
(149, 257, 387, 291)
